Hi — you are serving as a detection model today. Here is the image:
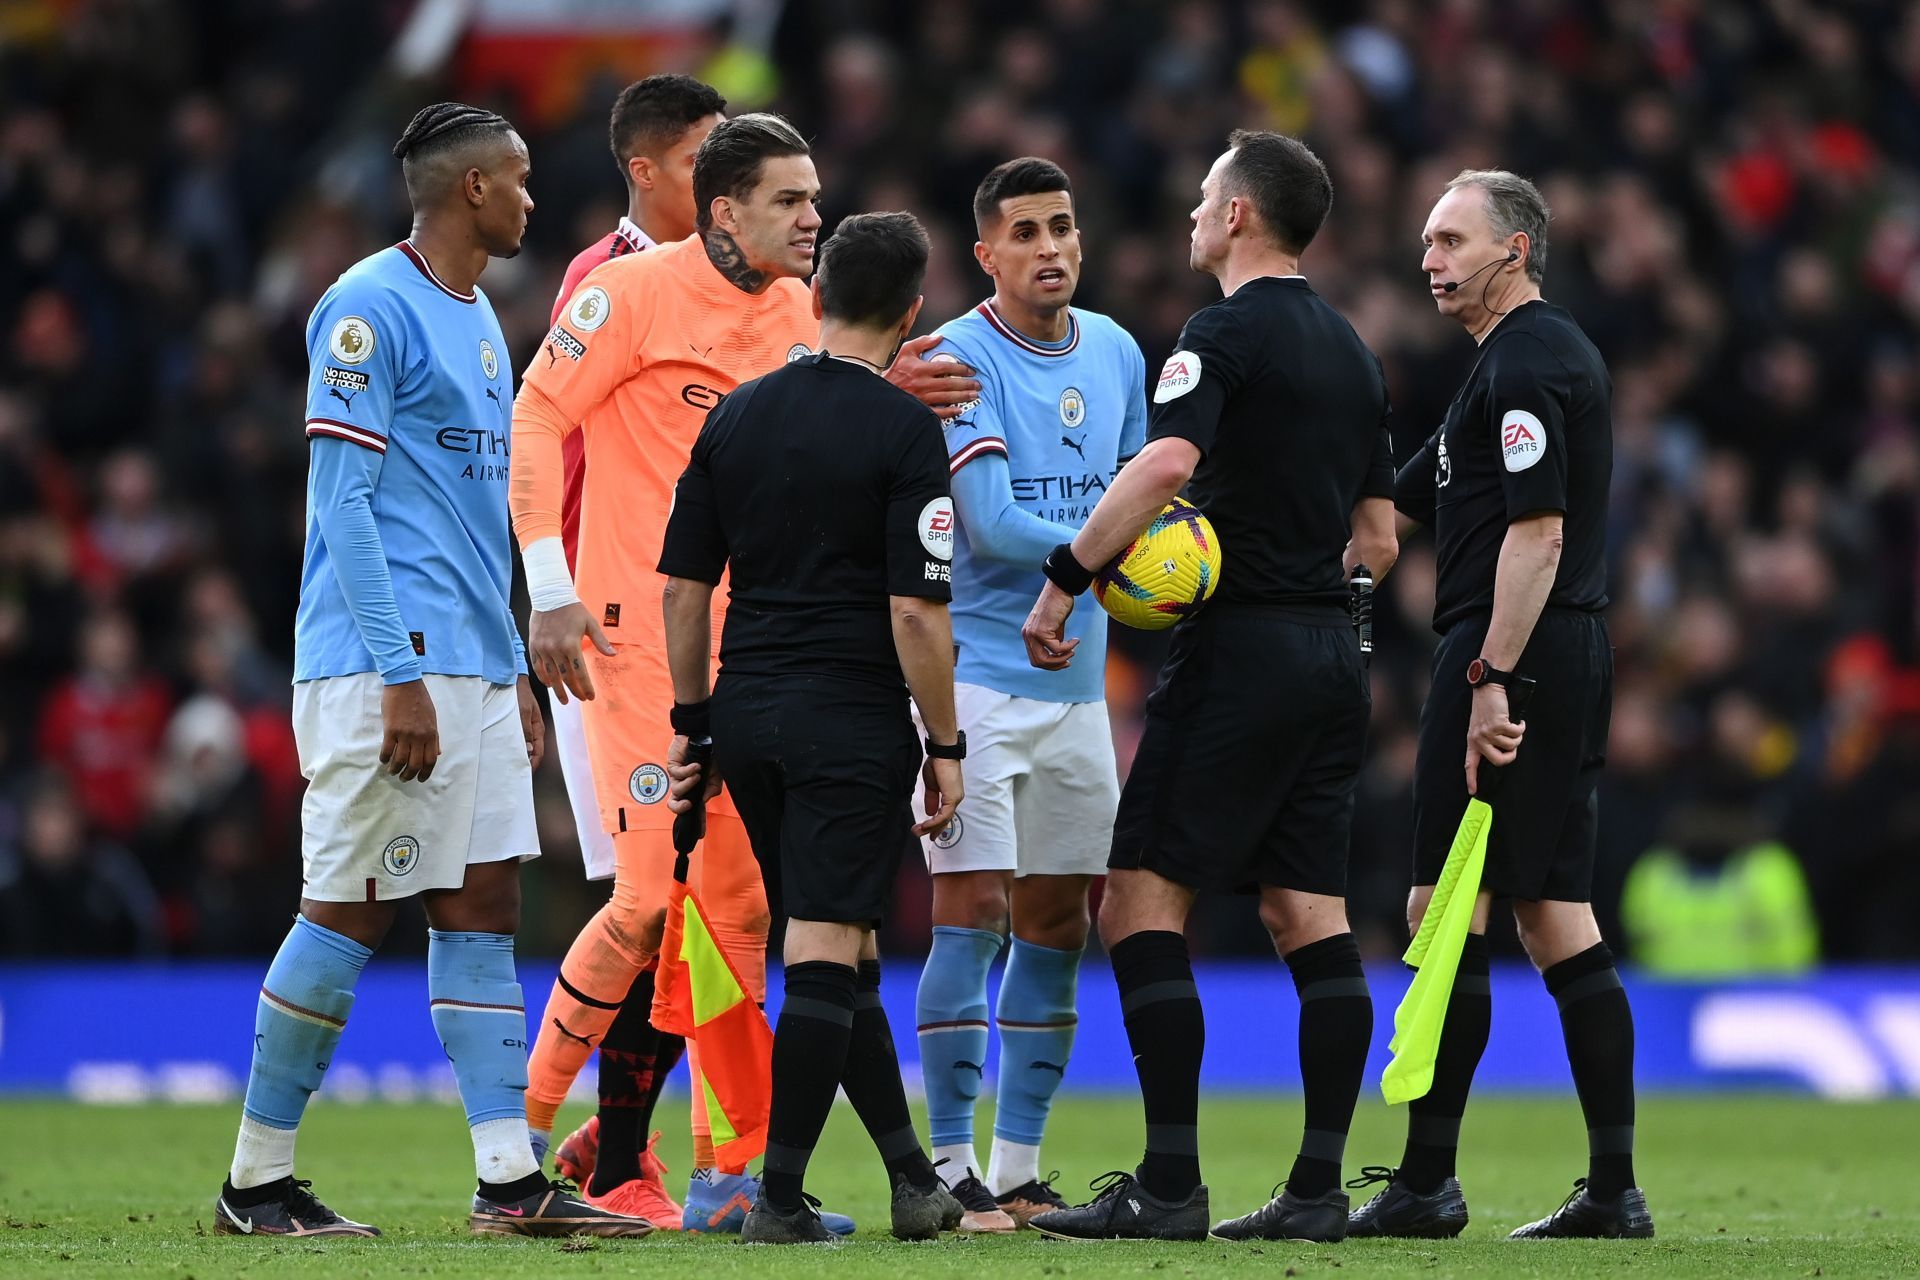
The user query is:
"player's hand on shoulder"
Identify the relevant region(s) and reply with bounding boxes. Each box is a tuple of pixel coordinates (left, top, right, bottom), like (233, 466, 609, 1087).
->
(913, 755, 965, 839)
(516, 674, 546, 771)
(886, 334, 980, 419)
(1022, 581, 1080, 671)
(380, 678, 441, 783)
(527, 602, 615, 704)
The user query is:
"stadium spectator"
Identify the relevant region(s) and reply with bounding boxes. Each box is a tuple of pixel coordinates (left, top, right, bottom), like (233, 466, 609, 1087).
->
(0, 771, 164, 956)
(4, 0, 1920, 960)
(36, 608, 172, 842)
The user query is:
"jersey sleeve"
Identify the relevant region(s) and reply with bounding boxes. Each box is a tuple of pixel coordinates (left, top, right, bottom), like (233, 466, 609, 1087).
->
(934, 334, 1007, 474)
(303, 284, 401, 454)
(1146, 304, 1242, 457)
(1119, 333, 1149, 462)
(1394, 433, 1439, 528)
(950, 450, 1076, 566)
(511, 258, 651, 547)
(657, 408, 730, 585)
(1487, 336, 1572, 520)
(888, 410, 956, 600)
(1363, 355, 1395, 500)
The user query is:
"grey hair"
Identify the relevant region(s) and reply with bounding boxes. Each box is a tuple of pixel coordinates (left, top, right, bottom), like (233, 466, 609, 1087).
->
(1446, 168, 1549, 283)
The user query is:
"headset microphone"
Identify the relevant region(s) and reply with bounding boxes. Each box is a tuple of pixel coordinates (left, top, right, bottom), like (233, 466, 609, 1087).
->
(1440, 249, 1519, 293)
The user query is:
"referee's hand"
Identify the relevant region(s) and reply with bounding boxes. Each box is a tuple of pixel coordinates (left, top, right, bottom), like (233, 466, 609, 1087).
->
(914, 755, 964, 839)
(1465, 684, 1526, 795)
(1021, 581, 1080, 670)
(885, 335, 981, 420)
(528, 601, 616, 705)
(665, 733, 721, 814)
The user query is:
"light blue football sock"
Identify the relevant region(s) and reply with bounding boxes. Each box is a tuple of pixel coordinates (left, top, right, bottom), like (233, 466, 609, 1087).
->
(992, 937, 1083, 1149)
(241, 914, 371, 1130)
(230, 915, 371, 1187)
(428, 929, 538, 1184)
(914, 926, 1005, 1157)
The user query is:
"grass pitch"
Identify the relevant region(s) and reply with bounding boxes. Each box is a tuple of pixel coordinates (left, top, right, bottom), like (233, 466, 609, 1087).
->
(1, 1094, 1915, 1278)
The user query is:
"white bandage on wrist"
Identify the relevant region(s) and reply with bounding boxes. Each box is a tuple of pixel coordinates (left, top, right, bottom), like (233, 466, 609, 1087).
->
(520, 536, 580, 612)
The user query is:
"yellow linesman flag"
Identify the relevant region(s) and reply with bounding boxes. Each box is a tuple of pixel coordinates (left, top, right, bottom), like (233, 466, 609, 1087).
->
(652, 879, 773, 1168)
(1382, 797, 1493, 1105)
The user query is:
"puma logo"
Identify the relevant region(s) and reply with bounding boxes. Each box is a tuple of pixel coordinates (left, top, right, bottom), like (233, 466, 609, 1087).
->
(545, 341, 562, 368)
(1030, 1059, 1067, 1076)
(1061, 434, 1086, 460)
(328, 386, 358, 411)
(485, 387, 501, 405)
(551, 1018, 595, 1048)
(954, 1059, 985, 1077)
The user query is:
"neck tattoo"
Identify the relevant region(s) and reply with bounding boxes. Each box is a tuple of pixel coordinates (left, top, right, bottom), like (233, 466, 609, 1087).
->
(703, 230, 767, 294)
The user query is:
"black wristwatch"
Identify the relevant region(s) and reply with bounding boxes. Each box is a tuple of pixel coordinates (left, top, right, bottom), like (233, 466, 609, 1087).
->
(1466, 657, 1520, 690)
(924, 731, 967, 761)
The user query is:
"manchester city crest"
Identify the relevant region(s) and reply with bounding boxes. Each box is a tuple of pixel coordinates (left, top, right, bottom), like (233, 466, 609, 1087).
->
(383, 835, 420, 876)
(479, 339, 499, 379)
(629, 764, 669, 805)
(1059, 386, 1086, 428)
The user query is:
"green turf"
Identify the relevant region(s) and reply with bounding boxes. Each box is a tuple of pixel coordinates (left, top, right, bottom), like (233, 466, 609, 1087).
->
(1, 1094, 1915, 1277)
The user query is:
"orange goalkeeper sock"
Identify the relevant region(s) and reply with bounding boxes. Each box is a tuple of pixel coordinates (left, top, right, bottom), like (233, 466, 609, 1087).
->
(525, 906, 654, 1134)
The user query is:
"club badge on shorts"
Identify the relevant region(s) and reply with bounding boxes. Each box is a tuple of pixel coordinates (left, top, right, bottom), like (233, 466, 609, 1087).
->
(931, 812, 964, 850)
(629, 764, 669, 805)
(383, 835, 420, 877)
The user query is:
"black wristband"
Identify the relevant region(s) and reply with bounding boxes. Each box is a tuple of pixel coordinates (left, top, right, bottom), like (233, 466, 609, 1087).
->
(670, 698, 712, 740)
(1043, 543, 1097, 596)
(923, 730, 967, 760)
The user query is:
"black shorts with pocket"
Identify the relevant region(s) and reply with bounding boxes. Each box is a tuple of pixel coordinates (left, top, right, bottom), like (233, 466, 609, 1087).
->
(713, 674, 921, 925)
(1109, 603, 1370, 895)
(1411, 607, 1613, 902)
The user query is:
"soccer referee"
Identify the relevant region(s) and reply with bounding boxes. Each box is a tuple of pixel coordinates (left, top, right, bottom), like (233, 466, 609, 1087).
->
(1347, 170, 1653, 1241)
(657, 212, 965, 1245)
(1021, 131, 1398, 1244)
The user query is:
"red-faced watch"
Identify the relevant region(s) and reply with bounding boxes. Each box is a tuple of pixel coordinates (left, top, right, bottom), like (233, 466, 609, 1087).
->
(1466, 657, 1515, 689)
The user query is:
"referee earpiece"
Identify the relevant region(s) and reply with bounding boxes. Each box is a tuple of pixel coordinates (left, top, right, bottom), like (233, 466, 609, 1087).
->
(1505, 249, 1519, 262)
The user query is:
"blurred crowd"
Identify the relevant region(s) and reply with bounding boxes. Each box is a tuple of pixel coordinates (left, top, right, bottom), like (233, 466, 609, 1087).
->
(4, 0, 1920, 965)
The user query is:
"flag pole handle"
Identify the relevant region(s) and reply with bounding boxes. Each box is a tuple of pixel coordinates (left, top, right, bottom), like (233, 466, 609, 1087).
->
(672, 737, 714, 876)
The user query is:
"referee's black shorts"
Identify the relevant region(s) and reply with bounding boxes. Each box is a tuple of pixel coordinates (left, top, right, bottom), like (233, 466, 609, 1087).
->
(1412, 607, 1613, 902)
(713, 674, 921, 925)
(1109, 603, 1370, 895)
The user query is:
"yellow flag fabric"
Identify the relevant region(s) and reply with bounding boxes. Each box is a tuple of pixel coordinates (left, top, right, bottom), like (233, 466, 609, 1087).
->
(652, 879, 773, 1165)
(1382, 797, 1492, 1105)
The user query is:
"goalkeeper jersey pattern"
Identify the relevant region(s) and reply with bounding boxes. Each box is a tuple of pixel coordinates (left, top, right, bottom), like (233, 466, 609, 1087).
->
(935, 301, 1147, 703)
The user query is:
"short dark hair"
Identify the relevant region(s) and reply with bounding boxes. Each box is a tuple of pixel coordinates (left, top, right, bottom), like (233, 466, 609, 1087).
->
(1222, 129, 1332, 255)
(692, 112, 810, 231)
(817, 212, 929, 329)
(609, 74, 726, 176)
(972, 156, 1073, 235)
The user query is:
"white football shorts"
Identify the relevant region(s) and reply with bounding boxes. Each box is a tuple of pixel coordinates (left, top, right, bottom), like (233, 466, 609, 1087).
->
(920, 682, 1119, 877)
(294, 673, 539, 902)
(549, 689, 617, 881)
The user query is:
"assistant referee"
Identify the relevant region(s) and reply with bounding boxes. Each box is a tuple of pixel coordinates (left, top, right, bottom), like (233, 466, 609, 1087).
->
(1346, 170, 1653, 1242)
(656, 212, 965, 1245)
(1020, 130, 1398, 1244)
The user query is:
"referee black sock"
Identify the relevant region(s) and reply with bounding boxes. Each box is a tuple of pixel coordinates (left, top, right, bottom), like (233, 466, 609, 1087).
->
(842, 959, 938, 1190)
(1110, 930, 1204, 1202)
(763, 960, 857, 1211)
(1544, 942, 1636, 1201)
(1282, 932, 1372, 1199)
(1399, 933, 1490, 1195)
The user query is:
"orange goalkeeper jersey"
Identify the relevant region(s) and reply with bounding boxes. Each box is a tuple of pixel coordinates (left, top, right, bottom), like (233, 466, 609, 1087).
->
(512, 235, 815, 644)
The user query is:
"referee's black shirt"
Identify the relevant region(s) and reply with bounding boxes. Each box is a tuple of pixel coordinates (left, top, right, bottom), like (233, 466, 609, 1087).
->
(1393, 300, 1612, 632)
(1148, 276, 1394, 608)
(657, 353, 953, 686)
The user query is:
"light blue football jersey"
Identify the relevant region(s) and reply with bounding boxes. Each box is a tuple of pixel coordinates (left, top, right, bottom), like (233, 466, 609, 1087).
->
(295, 242, 524, 687)
(937, 301, 1147, 703)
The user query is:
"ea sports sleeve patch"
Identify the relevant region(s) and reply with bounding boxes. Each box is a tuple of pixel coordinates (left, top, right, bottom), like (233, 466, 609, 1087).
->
(1485, 336, 1571, 518)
